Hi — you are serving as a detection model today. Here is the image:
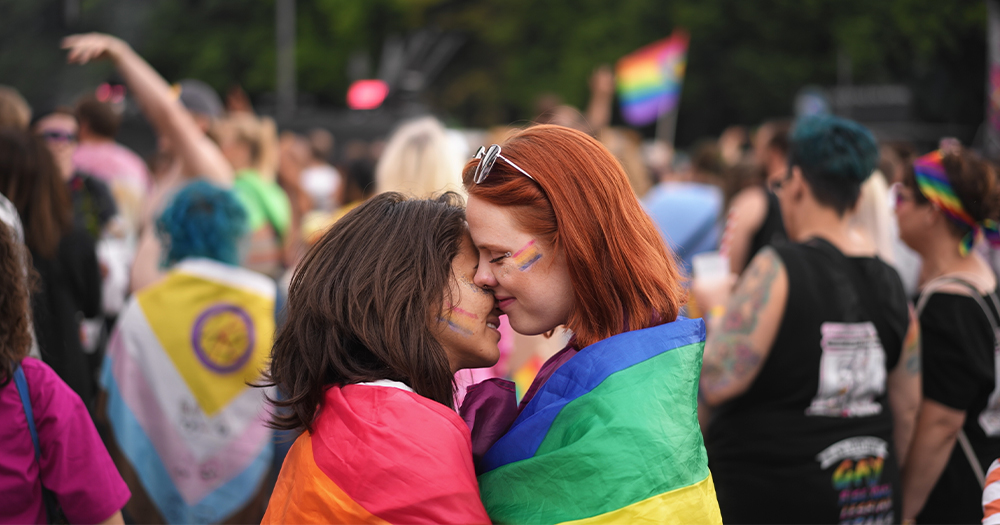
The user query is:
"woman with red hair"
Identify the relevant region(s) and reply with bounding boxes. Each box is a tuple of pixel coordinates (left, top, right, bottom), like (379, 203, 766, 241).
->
(461, 125, 721, 524)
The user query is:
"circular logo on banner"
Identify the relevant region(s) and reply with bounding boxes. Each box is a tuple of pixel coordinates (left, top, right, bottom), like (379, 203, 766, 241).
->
(191, 304, 256, 374)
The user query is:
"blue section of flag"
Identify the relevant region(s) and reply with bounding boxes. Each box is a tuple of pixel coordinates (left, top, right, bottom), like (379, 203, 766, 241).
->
(480, 318, 705, 473)
(101, 355, 273, 524)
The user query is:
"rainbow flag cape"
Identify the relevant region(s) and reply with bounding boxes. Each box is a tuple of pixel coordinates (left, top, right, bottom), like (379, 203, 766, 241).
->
(263, 381, 491, 524)
(100, 258, 276, 524)
(616, 30, 690, 126)
(478, 318, 722, 524)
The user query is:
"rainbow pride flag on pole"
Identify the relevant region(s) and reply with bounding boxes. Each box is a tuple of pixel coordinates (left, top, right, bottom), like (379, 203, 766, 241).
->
(262, 381, 491, 524)
(616, 30, 690, 126)
(101, 259, 276, 524)
(478, 318, 722, 524)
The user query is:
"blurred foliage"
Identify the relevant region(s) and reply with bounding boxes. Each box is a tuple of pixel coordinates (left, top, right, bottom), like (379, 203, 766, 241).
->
(0, 0, 987, 144)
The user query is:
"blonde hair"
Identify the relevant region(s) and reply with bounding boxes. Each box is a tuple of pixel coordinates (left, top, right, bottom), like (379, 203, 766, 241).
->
(375, 117, 463, 198)
(850, 170, 895, 263)
(0, 86, 31, 131)
(211, 113, 279, 181)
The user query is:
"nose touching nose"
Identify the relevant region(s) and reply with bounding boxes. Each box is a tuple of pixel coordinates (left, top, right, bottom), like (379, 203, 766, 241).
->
(474, 257, 499, 289)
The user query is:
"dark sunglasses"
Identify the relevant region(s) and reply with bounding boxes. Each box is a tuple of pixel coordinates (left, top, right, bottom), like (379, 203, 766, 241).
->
(40, 130, 77, 143)
(473, 144, 536, 184)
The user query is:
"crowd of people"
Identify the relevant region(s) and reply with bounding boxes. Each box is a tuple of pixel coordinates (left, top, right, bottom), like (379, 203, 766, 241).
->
(1, 30, 1000, 525)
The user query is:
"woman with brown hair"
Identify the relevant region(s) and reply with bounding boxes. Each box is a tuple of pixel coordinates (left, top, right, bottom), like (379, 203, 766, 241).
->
(0, 128, 101, 409)
(0, 220, 130, 524)
(897, 148, 1000, 523)
(460, 125, 721, 523)
(261, 192, 499, 524)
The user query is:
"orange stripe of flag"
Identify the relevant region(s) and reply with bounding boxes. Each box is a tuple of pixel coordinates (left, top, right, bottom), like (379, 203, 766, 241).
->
(263, 433, 389, 525)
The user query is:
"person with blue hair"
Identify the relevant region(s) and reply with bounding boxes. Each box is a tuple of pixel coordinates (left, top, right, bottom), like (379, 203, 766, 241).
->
(695, 115, 920, 522)
(156, 180, 248, 266)
(100, 180, 279, 523)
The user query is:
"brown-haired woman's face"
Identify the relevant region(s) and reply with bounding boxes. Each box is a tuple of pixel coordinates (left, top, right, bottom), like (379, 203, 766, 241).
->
(465, 195, 575, 336)
(892, 181, 934, 253)
(433, 232, 503, 373)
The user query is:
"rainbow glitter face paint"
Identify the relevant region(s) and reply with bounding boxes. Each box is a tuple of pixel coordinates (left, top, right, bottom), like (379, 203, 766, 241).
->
(510, 240, 542, 271)
(441, 306, 478, 336)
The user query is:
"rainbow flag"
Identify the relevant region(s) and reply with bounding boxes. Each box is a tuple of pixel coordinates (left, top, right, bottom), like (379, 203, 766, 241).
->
(616, 30, 690, 126)
(100, 259, 276, 524)
(478, 318, 722, 524)
(263, 381, 491, 524)
(511, 354, 543, 402)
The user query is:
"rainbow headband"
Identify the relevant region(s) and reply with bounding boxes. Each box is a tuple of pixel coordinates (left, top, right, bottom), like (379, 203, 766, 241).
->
(913, 150, 1000, 255)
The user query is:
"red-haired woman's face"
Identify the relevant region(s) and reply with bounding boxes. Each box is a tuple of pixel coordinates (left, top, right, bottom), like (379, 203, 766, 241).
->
(433, 233, 503, 373)
(466, 195, 575, 336)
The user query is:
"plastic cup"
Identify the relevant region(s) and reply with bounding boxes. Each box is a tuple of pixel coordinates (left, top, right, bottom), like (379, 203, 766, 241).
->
(691, 252, 730, 282)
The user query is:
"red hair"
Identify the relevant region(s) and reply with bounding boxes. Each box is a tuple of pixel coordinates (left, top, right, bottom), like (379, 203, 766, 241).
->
(463, 125, 686, 348)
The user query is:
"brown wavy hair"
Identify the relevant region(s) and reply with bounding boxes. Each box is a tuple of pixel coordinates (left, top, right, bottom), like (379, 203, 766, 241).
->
(0, 220, 35, 387)
(262, 192, 468, 432)
(463, 125, 686, 348)
(904, 147, 1000, 240)
(0, 128, 71, 260)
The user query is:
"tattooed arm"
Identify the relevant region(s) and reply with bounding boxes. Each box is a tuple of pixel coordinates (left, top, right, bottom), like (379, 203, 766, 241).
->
(887, 305, 922, 468)
(700, 247, 787, 407)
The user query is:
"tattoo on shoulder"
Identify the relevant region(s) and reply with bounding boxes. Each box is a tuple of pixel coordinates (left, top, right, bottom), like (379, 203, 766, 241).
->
(903, 309, 921, 375)
(720, 248, 782, 335)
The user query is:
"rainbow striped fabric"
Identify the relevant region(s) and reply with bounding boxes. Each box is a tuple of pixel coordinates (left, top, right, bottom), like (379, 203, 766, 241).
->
(478, 318, 722, 524)
(616, 30, 690, 126)
(263, 381, 490, 524)
(985, 459, 1000, 525)
(914, 150, 1000, 255)
(101, 258, 276, 524)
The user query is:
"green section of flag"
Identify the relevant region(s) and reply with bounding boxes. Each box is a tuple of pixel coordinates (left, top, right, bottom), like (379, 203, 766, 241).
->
(479, 341, 709, 524)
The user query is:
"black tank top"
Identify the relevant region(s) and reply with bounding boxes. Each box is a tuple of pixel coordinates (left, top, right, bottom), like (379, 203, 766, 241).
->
(706, 238, 908, 524)
(745, 190, 786, 272)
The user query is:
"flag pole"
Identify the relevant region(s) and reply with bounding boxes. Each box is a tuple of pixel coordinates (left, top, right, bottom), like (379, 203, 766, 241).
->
(987, 0, 1000, 160)
(656, 105, 679, 147)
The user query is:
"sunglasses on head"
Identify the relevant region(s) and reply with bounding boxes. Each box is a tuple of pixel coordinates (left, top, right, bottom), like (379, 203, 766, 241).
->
(40, 130, 77, 143)
(473, 144, 536, 184)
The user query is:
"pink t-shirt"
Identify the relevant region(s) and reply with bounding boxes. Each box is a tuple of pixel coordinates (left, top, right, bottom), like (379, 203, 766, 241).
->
(0, 357, 130, 524)
(73, 142, 150, 194)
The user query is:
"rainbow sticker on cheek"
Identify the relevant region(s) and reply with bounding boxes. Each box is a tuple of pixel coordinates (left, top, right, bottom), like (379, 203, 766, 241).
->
(441, 306, 479, 336)
(511, 240, 542, 271)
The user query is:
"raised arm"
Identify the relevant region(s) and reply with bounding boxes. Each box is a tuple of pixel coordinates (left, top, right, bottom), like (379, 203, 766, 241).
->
(62, 33, 232, 187)
(700, 247, 787, 407)
(585, 65, 615, 132)
(887, 305, 922, 468)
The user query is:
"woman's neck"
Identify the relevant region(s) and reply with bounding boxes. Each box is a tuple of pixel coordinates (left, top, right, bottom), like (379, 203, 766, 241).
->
(918, 237, 983, 283)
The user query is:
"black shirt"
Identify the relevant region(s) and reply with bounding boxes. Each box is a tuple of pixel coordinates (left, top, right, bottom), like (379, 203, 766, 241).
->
(707, 238, 908, 524)
(30, 227, 102, 409)
(744, 189, 786, 273)
(916, 288, 1000, 524)
(68, 171, 117, 240)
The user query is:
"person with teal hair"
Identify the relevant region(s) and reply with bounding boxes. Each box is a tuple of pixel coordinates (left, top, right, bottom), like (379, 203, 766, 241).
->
(695, 115, 921, 522)
(101, 179, 279, 523)
(157, 180, 248, 266)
